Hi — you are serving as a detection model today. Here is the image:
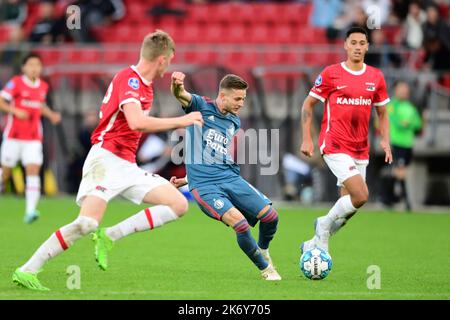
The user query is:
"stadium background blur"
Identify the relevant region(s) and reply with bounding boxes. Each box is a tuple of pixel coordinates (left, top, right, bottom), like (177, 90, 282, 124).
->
(0, 0, 449, 209)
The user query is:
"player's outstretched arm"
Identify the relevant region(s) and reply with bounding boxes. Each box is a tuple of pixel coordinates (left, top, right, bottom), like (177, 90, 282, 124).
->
(300, 95, 319, 158)
(171, 71, 192, 107)
(123, 102, 203, 133)
(41, 104, 61, 125)
(375, 105, 393, 164)
(0, 96, 28, 119)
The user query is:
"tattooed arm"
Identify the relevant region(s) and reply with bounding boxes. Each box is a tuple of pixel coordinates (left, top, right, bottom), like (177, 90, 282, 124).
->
(300, 95, 320, 157)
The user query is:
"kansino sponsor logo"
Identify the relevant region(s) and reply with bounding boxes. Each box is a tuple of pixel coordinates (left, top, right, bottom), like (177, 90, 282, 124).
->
(336, 96, 372, 106)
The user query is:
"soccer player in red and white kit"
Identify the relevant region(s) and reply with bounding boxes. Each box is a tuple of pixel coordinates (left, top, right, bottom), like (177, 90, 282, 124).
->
(300, 27, 393, 254)
(0, 53, 61, 224)
(12, 30, 203, 291)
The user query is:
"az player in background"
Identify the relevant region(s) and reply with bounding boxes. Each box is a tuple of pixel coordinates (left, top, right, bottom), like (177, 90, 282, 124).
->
(0, 53, 61, 224)
(300, 27, 393, 254)
(12, 30, 203, 291)
(170, 72, 281, 281)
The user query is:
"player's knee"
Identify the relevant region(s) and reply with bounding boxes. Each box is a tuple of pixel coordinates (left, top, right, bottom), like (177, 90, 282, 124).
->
(74, 216, 99, 235)
(170, 197, 189, 217)
(352, 190, 369, 208)
(259, 207, 279, 224)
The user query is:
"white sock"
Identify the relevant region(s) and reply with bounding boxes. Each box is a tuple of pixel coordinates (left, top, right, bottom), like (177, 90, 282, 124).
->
(330, 218, 346, 235)
(25, 175, 41, 215)
(323, 195, 357, 230)
(20, 216, 98, 273)
(105, 205, 179, 241)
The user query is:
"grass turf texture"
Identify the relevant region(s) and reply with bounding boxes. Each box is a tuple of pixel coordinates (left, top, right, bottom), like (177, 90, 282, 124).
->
(0, 196, 449, 300)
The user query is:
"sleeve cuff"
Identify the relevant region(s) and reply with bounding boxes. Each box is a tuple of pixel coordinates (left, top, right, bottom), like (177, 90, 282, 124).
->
(119, 98, 141, 111)
(0, 90, 12, 101)
(309, 91, 325, 103)
(373, 98, 390, 107)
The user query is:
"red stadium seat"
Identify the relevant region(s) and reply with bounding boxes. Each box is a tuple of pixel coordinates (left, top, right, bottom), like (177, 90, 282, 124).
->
(203, 23, 225, 44)
(34, 49, 62, 66)
(67, 49, 102, 64)
(226, 24, 247, 44)
(214, 3, 238, 24)
(251, 4, 281, 24)
(232, 3, 256, 24)
(278, 3, 311, 24)
(178, 23, 202, 43)
(248, 23, 270, 44)
(223, 51, 260, 76)
(102, 50, 137, 65)
(183, 51, 219, 65)
(114, 24, 135, 43)
(273, 24, 294, 44)
(187, 4, 211, 23)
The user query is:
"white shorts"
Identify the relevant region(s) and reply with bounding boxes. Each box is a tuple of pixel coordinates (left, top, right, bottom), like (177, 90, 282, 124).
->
(76, 144, 169, 206)
(323, 153, 369, 187)
(0, 139, 43, 167)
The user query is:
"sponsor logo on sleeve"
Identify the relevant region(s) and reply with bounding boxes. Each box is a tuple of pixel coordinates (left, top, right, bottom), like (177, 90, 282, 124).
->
(314, 75, 322, 86)
(214, 198, 224, 209)
(128, 77, 140, 90)
(5, 80, 14, 90)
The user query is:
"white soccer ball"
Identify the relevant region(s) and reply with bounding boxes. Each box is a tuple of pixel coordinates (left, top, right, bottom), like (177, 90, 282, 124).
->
(300, 247, 333, 280)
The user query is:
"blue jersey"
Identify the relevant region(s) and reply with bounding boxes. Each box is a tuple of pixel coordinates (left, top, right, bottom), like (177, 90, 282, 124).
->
(184, 94, 241, 190)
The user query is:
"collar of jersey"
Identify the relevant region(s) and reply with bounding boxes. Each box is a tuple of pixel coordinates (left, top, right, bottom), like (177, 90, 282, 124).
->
(130, 65, 151, 86)
(340, 62, 366, 76)
(21, 75, 41, 88)
(212, 99, 233, 118)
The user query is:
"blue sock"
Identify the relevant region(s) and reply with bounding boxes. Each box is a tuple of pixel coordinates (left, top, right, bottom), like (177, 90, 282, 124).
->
(234, 219, 268, 270)
(258, 207, 279, 250)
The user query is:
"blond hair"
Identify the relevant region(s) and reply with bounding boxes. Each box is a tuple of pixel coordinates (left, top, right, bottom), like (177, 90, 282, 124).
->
(140, 30, 175, 61)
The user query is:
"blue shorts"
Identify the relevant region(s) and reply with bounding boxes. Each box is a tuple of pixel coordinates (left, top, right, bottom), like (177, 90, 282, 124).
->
(191, 177, 272, 227)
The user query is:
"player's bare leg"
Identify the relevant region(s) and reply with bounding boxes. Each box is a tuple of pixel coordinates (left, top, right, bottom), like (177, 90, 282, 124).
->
(303, 174, 367, 253)
(23, 164, 42, 223)
(13, 196, 104, 290)
(94, 183, 188, 270)
(223, 208, 281, 281)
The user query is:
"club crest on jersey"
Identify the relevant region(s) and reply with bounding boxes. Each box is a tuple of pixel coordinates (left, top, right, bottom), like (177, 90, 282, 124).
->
(315, 75, 322, 86)
(128, 78, 140, 90)
(366, 82, 376, 91)
(213, 198, 224, 209)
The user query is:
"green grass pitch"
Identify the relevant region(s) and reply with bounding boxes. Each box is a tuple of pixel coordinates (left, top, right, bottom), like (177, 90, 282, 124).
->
(0, 196, 449, 300)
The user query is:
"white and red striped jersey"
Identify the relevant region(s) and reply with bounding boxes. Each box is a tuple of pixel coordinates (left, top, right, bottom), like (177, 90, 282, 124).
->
(91, 65, 154, 163)
(0, 75, 49, 141)
(309, 62, 390, 160)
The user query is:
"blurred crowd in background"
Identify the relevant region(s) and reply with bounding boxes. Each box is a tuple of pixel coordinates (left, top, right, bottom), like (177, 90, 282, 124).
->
(0, 0, 448, 71)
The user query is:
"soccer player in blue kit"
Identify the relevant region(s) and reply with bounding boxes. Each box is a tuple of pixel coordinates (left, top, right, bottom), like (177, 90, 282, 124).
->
(170, 72, 281, 280)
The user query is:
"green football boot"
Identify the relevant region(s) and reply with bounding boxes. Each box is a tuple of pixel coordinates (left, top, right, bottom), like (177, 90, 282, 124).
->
(92, 228, 114, 271)
(12, 268, 50, 291)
